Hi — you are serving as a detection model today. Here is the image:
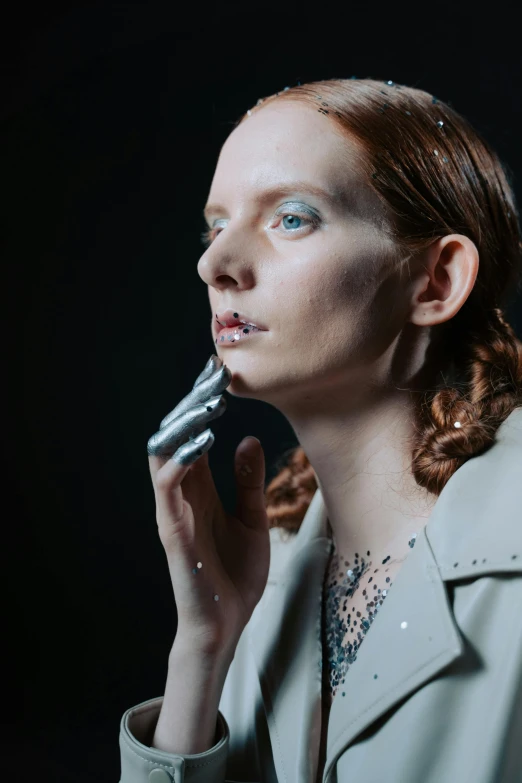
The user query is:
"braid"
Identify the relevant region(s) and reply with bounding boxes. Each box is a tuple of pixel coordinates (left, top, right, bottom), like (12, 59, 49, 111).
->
(411, 307, 522, 495)
(264, 446, 317, 534)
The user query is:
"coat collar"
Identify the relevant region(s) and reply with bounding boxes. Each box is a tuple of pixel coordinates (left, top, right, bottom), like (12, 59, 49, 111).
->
(248, 407, 522, 783)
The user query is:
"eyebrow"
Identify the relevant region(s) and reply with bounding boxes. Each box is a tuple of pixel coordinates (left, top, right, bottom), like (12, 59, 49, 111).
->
(203, 181, 338, 223)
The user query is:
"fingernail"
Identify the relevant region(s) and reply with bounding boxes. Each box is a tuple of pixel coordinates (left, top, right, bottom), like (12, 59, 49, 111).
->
(194, 429, 211, 444)
(194, 355, 220, 387)
(204, 395, 222, 411)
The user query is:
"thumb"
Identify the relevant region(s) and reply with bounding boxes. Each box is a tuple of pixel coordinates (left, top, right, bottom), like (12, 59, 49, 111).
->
(234, 436, 268, 531)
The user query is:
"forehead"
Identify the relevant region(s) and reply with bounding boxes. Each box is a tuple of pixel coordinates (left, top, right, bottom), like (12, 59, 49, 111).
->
(211, 102, 364, 200)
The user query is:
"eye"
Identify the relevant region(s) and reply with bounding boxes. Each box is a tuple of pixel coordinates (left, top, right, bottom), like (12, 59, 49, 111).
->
(273, 202, 321, 237)
(200, 226, 218, 248)
(281, 214, 305, 230)
(200, 220, 226, 248)
(200, 205, 320, 248)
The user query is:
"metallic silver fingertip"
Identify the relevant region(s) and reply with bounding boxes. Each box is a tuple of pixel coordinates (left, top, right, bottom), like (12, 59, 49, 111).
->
(172, 428, 215, 465)
(146, 432, 160, 456)
(203, 394, 225, 412)
(212, 363, 232, 392)
(193, 355, 221, 388)
(194, 428, 213, 444)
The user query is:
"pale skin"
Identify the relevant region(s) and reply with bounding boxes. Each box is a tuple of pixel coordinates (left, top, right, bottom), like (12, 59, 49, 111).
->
(197, 101, 480, 583)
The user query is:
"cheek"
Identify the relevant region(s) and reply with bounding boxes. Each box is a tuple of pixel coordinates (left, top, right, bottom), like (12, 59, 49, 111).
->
(278, 250, 375, 323)
(269, 259, 371, 354)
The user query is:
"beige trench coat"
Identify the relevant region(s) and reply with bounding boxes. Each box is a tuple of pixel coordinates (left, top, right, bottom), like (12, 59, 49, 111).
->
(119, 407, 522, 783)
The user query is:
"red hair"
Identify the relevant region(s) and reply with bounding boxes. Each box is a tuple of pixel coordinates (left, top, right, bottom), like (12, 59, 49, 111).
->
(235, 78, 522, 533)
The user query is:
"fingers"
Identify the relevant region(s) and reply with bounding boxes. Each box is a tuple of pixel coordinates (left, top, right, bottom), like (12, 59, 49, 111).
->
(147, 354, 231, 481)
(192, 354, 220, 388)
(148, 395, 226, 457)
(172, 427, 216, 466)
(154, 430, 216, 525)
(234, 437, 268, 532)
(158, 362, 231, 431)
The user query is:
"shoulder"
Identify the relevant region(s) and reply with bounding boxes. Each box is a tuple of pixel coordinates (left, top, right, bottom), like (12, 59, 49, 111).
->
(267, 526, 298, 583)
(426, 407, 522, 580)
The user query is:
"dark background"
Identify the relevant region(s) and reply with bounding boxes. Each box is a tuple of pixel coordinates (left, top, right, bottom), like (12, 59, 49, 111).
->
(6, 2, 522, 780)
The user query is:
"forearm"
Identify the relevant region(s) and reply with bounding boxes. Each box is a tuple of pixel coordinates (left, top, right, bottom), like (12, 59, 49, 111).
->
(151, 637, 233, 755)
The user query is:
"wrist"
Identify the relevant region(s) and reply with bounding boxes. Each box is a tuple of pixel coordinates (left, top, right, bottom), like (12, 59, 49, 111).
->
(170, 629, 235, 670)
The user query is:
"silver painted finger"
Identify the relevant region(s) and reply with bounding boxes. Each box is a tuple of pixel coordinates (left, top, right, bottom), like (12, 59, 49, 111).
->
(159, 363, 231, 431)
(193, 354, 221, 388)
(147, 395, 227, 456)
(172, 428, 215, 466)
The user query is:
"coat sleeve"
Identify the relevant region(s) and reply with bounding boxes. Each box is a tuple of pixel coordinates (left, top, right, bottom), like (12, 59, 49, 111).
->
(118, 528, 293, 783)
(118, 696, 230, 783)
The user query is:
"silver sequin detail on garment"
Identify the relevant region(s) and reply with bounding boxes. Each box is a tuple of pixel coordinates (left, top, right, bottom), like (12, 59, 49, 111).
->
(321, 534, 417, 696)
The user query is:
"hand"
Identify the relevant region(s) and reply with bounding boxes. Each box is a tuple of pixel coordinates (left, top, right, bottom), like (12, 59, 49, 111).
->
(147, 354, 270, 659)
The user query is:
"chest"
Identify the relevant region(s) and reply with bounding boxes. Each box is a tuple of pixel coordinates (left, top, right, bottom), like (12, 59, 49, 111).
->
(315, 546, 401, 783)
(321, 543, 398, 696)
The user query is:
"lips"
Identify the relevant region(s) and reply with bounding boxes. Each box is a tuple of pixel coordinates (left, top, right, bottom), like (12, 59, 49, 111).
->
(214, 309, 267, 334)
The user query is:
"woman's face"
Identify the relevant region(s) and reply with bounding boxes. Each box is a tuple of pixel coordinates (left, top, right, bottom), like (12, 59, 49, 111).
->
(197, 101, 415, 406)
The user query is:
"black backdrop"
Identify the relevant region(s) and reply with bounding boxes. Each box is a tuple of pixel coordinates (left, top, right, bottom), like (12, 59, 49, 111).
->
(6, 3, 522, 780)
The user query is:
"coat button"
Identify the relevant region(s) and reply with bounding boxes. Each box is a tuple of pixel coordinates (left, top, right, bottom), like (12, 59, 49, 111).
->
(148, 770, 172, 782)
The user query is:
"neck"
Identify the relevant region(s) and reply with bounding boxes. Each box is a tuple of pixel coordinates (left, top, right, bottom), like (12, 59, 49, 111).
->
(280, 385, 438, 565)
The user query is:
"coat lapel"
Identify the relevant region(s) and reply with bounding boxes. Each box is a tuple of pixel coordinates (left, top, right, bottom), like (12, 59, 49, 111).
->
(323, 524, 464, 782)
(249, 489, 331, 783)
(248, 408, 522, 783)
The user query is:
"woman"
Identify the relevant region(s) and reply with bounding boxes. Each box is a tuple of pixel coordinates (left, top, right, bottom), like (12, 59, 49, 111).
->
(118, 78, 522, 783)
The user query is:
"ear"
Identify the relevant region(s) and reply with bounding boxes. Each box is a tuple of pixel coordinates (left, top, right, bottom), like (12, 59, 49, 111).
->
(408, 234, 479, 327)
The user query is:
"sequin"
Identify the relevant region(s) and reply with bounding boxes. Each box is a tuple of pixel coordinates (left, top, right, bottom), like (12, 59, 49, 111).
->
(322, 534, 413, 697)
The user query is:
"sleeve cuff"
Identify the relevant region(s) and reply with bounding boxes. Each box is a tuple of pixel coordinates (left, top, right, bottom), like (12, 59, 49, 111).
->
(119, 696, 229, 783)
